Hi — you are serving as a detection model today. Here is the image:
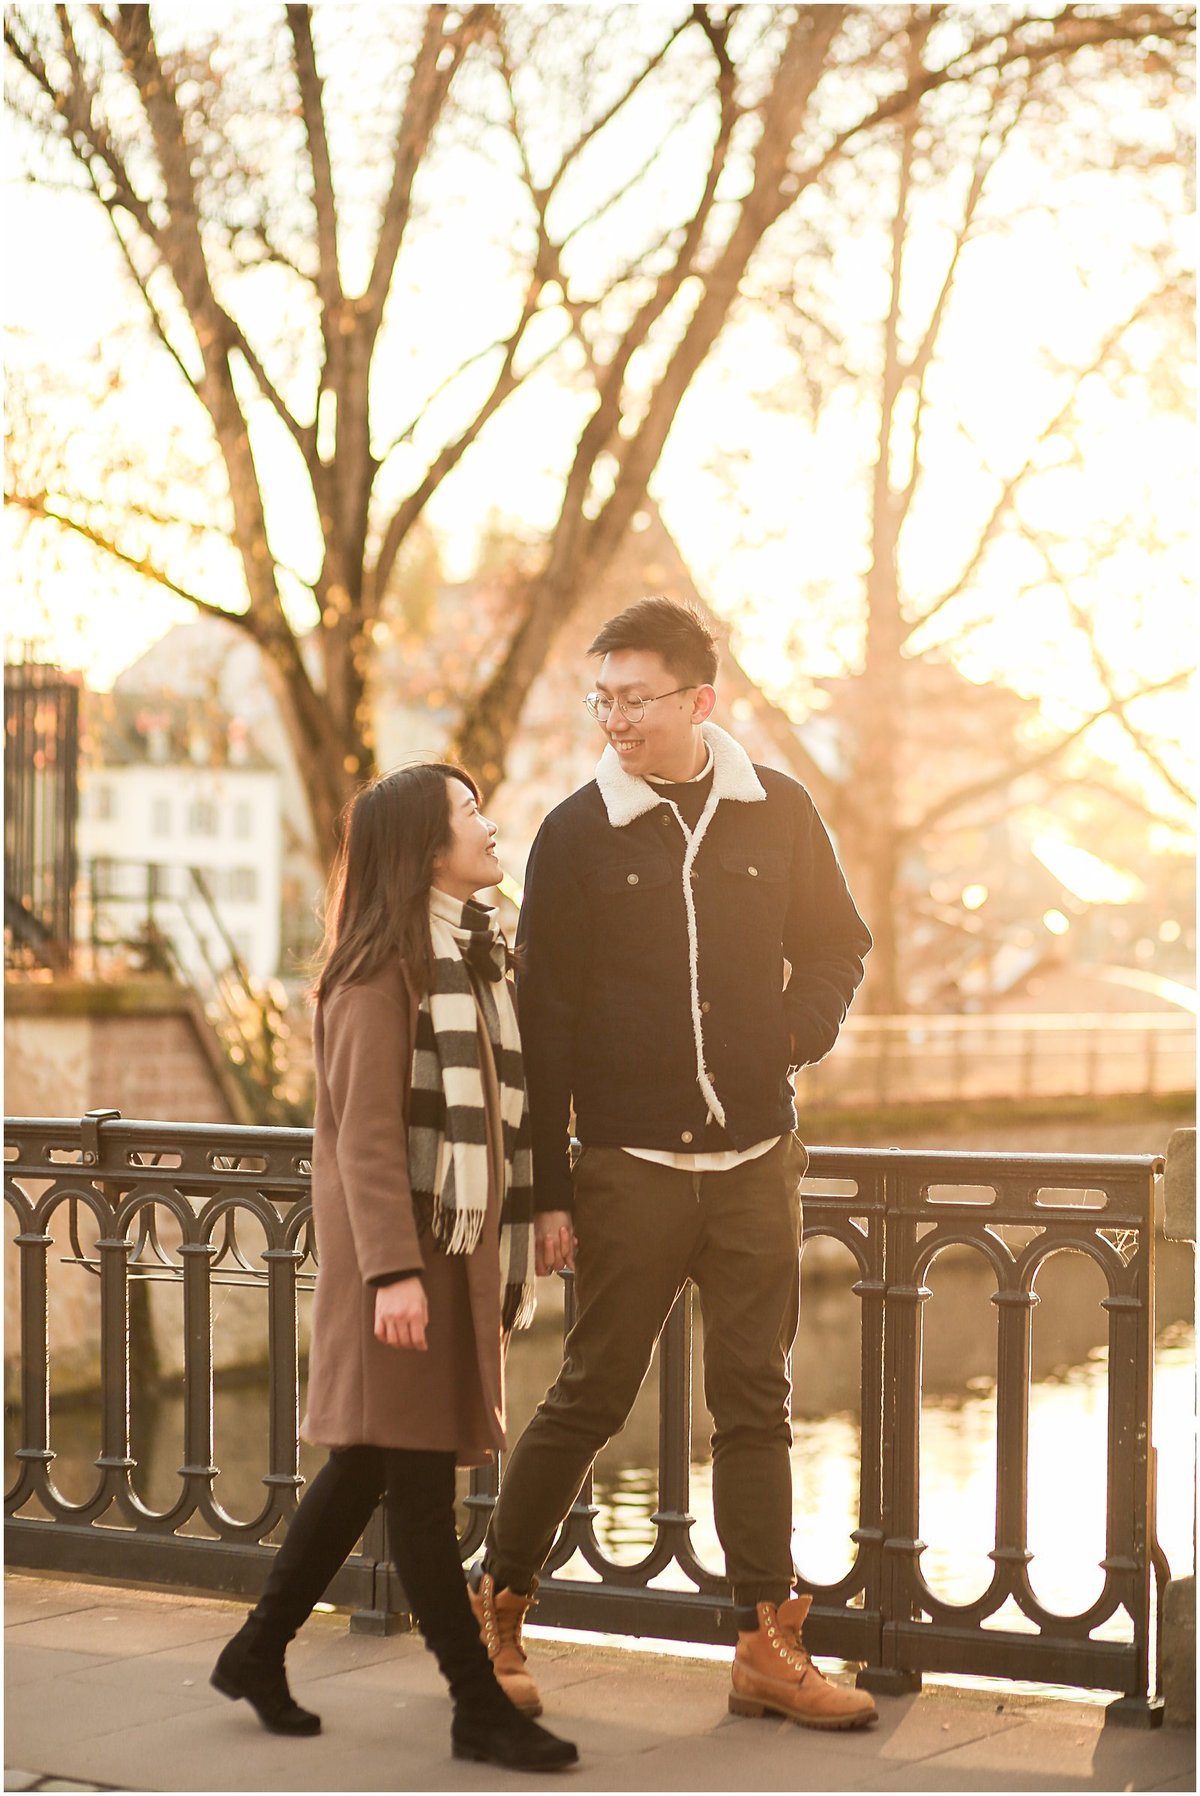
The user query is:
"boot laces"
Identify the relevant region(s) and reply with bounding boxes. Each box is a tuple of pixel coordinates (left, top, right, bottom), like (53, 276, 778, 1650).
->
(767, 1615, 814, 1678)
(490, 1584, 534, 1658)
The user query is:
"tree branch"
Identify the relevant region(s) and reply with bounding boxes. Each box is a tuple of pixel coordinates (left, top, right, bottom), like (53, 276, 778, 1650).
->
(545, 14, 695, 207)
(1016, 516, 1197, 809)
(9, 489, 259, 636)
(583, 8, 848, 577)
(287, 4, 343, 320)
(787, 8, 1194, 198)
(362, 5, 492, 334)
(92, 183, 200, 395)
(6, 10, 160, 242)
(106, 5, 288, 629)
(895, 79, 1030, 529)
(900, 668, 1192, 842)
(901, 280, 1175, 647)
(366, 304, 566, 611)
(542, 2, 750, 580)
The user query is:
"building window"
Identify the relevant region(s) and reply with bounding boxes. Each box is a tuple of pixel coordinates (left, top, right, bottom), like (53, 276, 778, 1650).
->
(233, 800, 253, 840)
(227, 866, 258, 903)
(94, 783, 115, 821)
(151, 796, 171, 838)
(188, 797, 219, 837)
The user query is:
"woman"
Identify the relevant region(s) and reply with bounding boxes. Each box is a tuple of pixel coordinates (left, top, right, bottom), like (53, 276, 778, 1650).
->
(211, 764, 577, 1774)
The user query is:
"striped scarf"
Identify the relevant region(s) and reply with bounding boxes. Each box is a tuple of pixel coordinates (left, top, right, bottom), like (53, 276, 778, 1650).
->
(408, 888, 535, 1331)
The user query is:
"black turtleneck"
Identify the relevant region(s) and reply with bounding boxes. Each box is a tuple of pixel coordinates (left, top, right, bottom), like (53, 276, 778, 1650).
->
(649, 761, 715, 833)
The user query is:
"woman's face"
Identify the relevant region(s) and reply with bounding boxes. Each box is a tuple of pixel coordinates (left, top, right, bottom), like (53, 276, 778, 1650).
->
(432, 777, 502, 901)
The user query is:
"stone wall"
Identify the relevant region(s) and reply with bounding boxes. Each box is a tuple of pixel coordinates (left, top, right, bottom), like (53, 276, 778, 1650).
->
(5, 979, 240, 1124)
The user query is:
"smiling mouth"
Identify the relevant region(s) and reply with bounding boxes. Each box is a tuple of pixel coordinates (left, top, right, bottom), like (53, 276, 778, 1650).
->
(611, 739, 644, 753)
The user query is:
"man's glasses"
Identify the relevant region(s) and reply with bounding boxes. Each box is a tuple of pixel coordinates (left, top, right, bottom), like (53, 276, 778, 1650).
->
(583, 686, 697, 724)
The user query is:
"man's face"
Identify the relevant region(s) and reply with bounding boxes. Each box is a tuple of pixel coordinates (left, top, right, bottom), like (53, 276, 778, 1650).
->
(592, 649, 703, 781)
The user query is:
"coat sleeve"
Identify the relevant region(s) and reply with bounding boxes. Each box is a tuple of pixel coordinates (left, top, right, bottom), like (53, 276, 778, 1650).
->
(515, 815, 590, 1214)
(321, 984, 425, 1282)
(782, 788, 872, 1068)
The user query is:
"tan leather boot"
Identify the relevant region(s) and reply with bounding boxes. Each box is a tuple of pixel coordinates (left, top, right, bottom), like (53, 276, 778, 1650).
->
(730, 1594, 877, 1730)
(467, 1572, 543, 1717)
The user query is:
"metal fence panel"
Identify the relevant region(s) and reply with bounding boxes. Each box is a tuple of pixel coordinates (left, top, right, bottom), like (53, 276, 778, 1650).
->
(3, 1113, 1167, 1721)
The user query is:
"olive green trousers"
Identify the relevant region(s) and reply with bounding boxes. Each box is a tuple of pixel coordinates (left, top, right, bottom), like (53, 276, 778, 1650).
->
(485, 1133, 806, 1607)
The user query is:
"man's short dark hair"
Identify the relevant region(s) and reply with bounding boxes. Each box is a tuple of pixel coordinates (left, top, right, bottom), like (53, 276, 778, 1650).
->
(587, 597, 719, 687)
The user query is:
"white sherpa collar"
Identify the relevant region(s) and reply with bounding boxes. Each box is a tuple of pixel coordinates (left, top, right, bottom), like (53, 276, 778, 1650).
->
(594, 721, 766, 828)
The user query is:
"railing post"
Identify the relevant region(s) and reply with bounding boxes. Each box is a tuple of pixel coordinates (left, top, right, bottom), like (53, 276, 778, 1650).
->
(989, 1281, 1037, 1604)
(95, 1202, 136, 1484)
(545, 1268, 600, 1573)
(652, 1285, 695, 1555)
(851, 1165, 887, 1683)
(261, 1240, 304, 1510)
(178, 1232, 219, 1499)
(1103, 1164, 1163, 1728)
(1161, 1129, 1195, 1729)
(348, 1502, 411, 1636)
(13, 1214, 53, 1503)
(860, 1155, 924, 1696)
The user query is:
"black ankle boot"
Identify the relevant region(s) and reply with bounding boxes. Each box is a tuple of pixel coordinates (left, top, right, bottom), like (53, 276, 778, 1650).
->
(211, 1614, 322, 1736)
(452, 1686, 578, 1773)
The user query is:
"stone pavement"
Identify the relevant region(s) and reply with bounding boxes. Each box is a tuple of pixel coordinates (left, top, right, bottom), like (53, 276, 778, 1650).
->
(4, 1573, 1195, 1794)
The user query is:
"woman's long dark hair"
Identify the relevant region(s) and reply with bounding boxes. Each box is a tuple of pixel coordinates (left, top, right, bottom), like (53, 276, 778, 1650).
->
(312, 762, 480, 1003)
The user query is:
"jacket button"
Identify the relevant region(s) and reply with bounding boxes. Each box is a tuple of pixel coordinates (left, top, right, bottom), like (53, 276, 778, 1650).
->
(627, 873, 639, 885)
(747, 865, 758, 877)
(700, 1000, 711, 1014)
(680, 1130, 694, 1144)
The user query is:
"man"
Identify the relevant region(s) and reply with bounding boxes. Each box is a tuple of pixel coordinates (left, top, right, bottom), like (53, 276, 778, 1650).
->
(469, 597, 876, 1731)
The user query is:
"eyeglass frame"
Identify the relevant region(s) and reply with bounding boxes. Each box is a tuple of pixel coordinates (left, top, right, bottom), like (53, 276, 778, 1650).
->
(582, 685, 698, 724)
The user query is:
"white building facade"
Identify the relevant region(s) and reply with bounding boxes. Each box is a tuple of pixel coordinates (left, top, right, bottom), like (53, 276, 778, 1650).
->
(77, 706, 282, 983)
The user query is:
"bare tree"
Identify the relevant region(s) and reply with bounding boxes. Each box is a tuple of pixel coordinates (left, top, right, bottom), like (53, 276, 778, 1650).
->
(693, 10, 1193, 1008)
(449, 3, 1195, 794)
(7, 4, 1193, 885)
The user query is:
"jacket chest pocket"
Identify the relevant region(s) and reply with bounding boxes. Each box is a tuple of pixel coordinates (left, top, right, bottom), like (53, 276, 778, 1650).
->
(712, 844, 790, 952)
(592, 857, 677, 959)
(591, 858, 679, 1065)
(716, 845, 788, 895)
(595, 858, 674, 902)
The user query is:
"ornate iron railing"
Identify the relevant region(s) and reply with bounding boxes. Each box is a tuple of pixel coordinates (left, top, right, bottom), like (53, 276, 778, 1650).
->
(4, 1112, 1169, 1722)
(798, 1011, 1195, 1108)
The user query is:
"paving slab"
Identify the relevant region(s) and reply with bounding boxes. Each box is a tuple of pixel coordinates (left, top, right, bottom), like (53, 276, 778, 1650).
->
(3, 1644, 124, 1691)
(4, 1582, 112, 1627)
(5, 1592, 231, 1660)
(5, 1573, 1196, 1794)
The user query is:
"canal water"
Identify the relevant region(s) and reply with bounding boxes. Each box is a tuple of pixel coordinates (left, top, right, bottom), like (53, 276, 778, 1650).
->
(11, 1237, 1194, 1624)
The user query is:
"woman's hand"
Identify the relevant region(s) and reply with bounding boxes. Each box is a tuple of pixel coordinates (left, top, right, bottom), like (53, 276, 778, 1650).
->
(374, 1279, 429, 1351)
(535, 1210, 576, 1276)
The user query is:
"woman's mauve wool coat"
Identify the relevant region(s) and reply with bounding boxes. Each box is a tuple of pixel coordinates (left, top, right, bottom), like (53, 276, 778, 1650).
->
(301, 957, 507, 1466)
